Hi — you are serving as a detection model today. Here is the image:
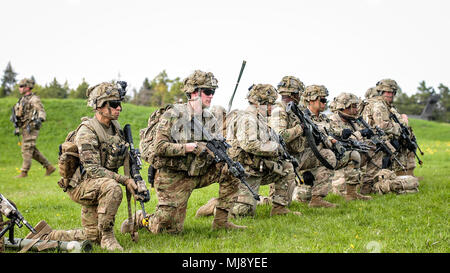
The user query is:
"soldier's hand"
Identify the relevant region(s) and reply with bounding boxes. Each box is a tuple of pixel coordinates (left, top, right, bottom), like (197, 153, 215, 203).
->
(185, 143, 198, 153)
(124, 178, 138, 198)
(14, 128, 20, 136)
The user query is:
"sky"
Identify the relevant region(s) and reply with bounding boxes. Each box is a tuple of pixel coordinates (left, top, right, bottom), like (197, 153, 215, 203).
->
(1, 0, 449, 111)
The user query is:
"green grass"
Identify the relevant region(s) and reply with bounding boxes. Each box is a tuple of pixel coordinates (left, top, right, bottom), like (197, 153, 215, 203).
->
(0, 97, 449, 253)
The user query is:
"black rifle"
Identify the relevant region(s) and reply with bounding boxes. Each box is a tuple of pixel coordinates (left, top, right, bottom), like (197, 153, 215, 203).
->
(355, 116, 405, 170)
(123, 124, 150, 217)
(0, 193, 37, 244)
(286, 102, 341, 169)
(191, 116, 260, 201)
(10, 107, 21, 145)
(331, 133, 372, 154)
(389, 114, 424, 165)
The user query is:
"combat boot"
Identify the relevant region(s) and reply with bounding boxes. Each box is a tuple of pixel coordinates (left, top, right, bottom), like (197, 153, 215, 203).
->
(195, 198, 218, 218)
(345, 184, 372, 201)
(308, 195, 337, 208)
(212, 208, 247, 230)
(270, 203, 302, 216)
(45, 165, 56, 176)
(15, 171, 28, 178)
(120, 210, 145, 234)
(100, 230, 123, 252)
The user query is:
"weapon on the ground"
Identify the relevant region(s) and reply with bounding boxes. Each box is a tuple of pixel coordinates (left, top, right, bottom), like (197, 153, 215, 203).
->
(389, 113, 423, 165)
(123, 124, 151, 233)
(4, 237, 92, 253)
(227, 60, 247, 112)
(286, 102, 337, 169)
(191, 116, 260, 201)
(0, 193, 37, 244)
(355, 116, 405, 170)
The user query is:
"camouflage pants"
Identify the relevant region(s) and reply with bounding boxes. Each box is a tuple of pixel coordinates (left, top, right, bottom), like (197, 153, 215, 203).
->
(231, 161, 295, 217)
(20, 128, 50, 172)
(297, 147, 361, 197)
(46, 177, 123, 243)
(149, 162, 239, 234)
(0, 214, 4, 252)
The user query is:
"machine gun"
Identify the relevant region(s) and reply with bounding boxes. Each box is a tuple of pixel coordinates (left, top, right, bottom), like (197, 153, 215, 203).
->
(191, 116, 260, 201)
(331, 132, 372, 154)
(123, 124, 151, 235)
(0, 193, 37, 244)
(354, 116, 405, 170)
(286, 102, 341, 169)
(389, 113, 423, 165)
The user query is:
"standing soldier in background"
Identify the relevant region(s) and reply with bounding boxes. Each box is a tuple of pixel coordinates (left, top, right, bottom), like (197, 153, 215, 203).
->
(12, 78, 55, 178)
(360, 79, 418, 178)
(146, 70, 247, 234)
(327, 93, 373, 200)
(33, 82, 144, 251)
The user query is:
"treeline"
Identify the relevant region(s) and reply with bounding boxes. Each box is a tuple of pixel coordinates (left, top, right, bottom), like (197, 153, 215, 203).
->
(395, 81, 450, 123)
(0, 62, 186, 106)
(1, 62, 449, 122)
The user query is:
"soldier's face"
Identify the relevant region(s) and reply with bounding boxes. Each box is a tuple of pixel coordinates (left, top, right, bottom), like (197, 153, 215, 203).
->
(98, 101, 122, 120)
(19, 85, 30, 95)
(382, 91, 394, 103)
(343, 104, 358, 116)
(191, 89, 214, 108)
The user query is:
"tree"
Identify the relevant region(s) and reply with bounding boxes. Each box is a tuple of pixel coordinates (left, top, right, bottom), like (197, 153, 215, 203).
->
(37, 78, 69, 98)
(69, 78, 89, 99)
(0, 61, 18, 97)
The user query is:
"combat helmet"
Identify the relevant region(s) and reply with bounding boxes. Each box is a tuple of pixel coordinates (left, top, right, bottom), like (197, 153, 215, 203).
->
(375, 79, 399, 95)
(246, 84, 278, 105)
(277, 76, 305, 102)
(365, 87, 378, 99)
(18, 78, 35, 90)
(303, 85, 329, 102)
(86, 81, 127, 109)
(329, 92, 360, 112)
(182, 70, 218, 96)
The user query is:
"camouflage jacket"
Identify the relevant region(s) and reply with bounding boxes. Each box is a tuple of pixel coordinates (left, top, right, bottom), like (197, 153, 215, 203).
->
(153, 103, 219, 176)
(361, 97, 404, 139)
(328, 111, 365, 141)
(13, 93, 46, 129)
(269, 101, 305, 155)
(228, 105, 282, 175)
(306, 108, 335, 149)
(74, 117, 129, 185)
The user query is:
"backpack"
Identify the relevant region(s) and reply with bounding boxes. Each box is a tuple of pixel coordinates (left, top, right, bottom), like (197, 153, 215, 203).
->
(57, 117, 122, 191)
(57, 120, 86, 191)
(139, 104, 173, 165)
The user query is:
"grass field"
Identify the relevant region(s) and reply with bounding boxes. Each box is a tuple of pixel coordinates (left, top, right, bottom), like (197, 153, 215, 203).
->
(0, 97, 449, 253)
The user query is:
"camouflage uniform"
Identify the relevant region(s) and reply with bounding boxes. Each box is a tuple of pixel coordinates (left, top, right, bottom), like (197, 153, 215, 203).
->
(327, 93, 373, 200)
(361, 79, 416, 175)
(227, 84, 301, 217)
(13, 78, 55, 177)
(42, 82, 134, 251)
(148, 70, 245, 233)
(269, 76, 307, 202)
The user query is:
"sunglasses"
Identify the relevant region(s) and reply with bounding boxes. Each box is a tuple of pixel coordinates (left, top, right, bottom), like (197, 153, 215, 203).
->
(201, 89, 215, 96)
(19, 85, 26, 88)
(319, 98, 327, 104)
(108, 100, 122, 109)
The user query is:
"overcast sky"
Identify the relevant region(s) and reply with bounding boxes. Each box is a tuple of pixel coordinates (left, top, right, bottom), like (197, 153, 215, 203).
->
(1, 0, 449, 110)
